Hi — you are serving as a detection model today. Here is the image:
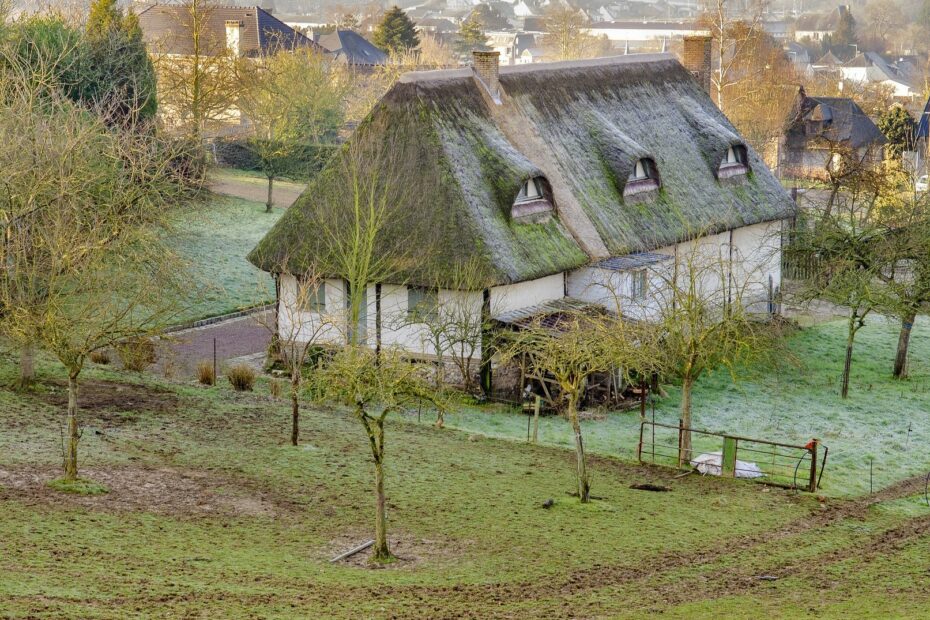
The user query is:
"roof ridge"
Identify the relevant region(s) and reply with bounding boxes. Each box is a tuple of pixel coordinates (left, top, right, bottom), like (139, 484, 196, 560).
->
(400, 53, 677, 85)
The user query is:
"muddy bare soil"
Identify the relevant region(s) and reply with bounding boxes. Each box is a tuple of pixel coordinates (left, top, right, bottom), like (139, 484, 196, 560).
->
(0, 465, 281, 517)
(37, 379, 179, 420)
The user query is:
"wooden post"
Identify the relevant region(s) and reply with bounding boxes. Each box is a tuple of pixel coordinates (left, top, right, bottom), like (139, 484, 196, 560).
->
(637, 420, 644, 462)
(532, 395, 540, 443)
(677, 418, 684, 468)
(808, 438, 819, 493)
(722, 436, 737, 477)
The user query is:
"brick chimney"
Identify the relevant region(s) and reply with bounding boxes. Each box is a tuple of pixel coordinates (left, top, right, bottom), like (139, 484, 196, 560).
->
(682, 35, 712, 96)
(472, 50, 501, 103)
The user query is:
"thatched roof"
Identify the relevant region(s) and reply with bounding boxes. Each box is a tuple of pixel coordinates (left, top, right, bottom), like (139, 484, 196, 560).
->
(249, 53, 794, 288)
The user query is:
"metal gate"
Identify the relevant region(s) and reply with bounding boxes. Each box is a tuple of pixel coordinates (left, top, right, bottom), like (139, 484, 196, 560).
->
(637, 420, 828, 492)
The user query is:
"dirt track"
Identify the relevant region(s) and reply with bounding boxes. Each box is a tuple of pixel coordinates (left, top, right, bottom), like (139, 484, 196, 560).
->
(208, 174, 305, 208)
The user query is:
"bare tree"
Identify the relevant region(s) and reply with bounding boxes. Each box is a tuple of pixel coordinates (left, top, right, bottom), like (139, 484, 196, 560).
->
(0, 77, 192, 480)
(654, 238, 776, 463)
(698, 0, 769, 112)
(308, 345, 442, 563)
(542, 7, 610, 61)
(257, 263, 333, 445)
(151, 0, 241, 141)
(237, 45, 344, 212)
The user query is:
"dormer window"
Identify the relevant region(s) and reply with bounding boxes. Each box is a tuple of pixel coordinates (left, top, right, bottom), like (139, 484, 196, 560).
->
(512, 176, 552, 218)
(624, 158, 659, 196)
(515, 177, 543, 203)
(719, 145, 749, 178)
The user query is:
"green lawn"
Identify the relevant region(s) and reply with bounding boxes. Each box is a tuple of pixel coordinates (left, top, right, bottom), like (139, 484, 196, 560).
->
(428, 316, 930, 498)
(2, 350, 930, 618)
(170, 194, 281, 323)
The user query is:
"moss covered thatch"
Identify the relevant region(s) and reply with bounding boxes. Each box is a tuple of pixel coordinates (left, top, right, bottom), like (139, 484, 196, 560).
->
(249, 54, 794, 287)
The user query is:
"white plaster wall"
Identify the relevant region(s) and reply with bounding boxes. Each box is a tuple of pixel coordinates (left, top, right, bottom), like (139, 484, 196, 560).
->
(731, 220, 783, 304)
(490, 273, 564, 314)
(277, 275, 347, 345)
(566, 267, 664, 321)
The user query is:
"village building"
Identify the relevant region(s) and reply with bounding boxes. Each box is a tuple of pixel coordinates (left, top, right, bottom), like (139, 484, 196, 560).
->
(793, 5, 849, 42)
(775, 87, 887, 182)
(249, 42, 795, 389)
(138, 4, 317, 58)
(315, 29, 387, 69)
(138, 4, 321, 133)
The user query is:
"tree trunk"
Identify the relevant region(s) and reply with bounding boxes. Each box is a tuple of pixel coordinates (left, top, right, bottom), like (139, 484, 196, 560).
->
(16, 342, 35, 390)
(568, 397, 590, 503)
(64, 372, 80, 480)
(370, 418, 391, 562)
(290, 378, 299, 446)
(265, 176, 274, 213)
(893, 312, 915, 379)
(679, 375, 693, 467)
(842, 316, 856, 399)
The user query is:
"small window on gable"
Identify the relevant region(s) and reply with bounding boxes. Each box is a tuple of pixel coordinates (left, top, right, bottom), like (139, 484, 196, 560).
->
(719, 145, 749, 178)
(624, 158, 659, 196)
(407, 286, 438, 320)
(515, 177, 544, 203)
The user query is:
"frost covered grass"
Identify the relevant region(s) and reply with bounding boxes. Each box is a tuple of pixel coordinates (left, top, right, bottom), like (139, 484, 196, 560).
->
(169, 194, 281, 323)
(434, 316, 930, 497)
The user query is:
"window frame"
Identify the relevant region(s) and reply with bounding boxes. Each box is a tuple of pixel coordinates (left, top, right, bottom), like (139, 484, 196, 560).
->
(624, 158, 660, 196)
(514, 177, 544, 204)
(630, 269, 648, 301)
(299, 281, 326, 313)
(718, 145, 749, 177)
(407, 285, 439, 320)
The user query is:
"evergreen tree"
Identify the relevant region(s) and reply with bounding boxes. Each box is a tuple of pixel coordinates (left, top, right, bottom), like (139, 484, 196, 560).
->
(454, 14, 487, 56)
(84, 0, 157, 124)
(878, 105, 916, 159)
(832, 8, 857, 56)
(372, 6, 419, 54)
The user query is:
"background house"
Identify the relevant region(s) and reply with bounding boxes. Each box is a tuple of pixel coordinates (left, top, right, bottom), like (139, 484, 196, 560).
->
(316, 29, 387, 69)
(139, 5, 317, 57)
(776, 88, 887, 181)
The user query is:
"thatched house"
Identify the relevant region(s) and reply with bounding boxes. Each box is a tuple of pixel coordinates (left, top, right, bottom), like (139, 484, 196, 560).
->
(249, 47, 795, 388)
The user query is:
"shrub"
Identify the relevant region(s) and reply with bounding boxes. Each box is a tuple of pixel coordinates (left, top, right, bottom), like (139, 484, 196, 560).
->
(226, 364, 256, 391)
(117, 338, 156, 372)
(196, 360, 215, 386)
(269, 378, 282, 399)
(89, 349, 111, 365)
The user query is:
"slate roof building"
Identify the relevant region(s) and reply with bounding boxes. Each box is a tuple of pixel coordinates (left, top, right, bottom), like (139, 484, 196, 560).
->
(316, 30, 387, 69)
(249, 47, 794, 389)
(138, 5, 319, 57)
(777, 87, 886, 181)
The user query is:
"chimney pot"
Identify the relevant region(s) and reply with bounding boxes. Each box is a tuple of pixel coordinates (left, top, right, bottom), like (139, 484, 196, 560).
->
(682, 35, 712, 97)
(472, 50, 501, 103)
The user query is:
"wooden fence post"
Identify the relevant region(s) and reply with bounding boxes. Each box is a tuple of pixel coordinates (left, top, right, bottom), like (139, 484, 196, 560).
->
(809, 439, 819, 492)
(722, 436, 737, 477)
(532, 395, 540, 444)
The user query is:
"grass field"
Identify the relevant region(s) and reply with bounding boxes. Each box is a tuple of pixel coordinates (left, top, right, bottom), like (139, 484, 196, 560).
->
(2, 331, 930, 617)
(170, 194, 281, 323)
(425, 316, 930, 498)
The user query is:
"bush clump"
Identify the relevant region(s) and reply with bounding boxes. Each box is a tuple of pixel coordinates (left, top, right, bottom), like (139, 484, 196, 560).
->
(89, 349, 111, 365)
(197, 360, 215, 386)
(117, 338, 156, 372)
(226, 364, 256, 391)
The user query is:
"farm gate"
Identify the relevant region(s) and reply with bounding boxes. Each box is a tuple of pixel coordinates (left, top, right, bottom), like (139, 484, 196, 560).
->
(637, 420, 828, 492)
